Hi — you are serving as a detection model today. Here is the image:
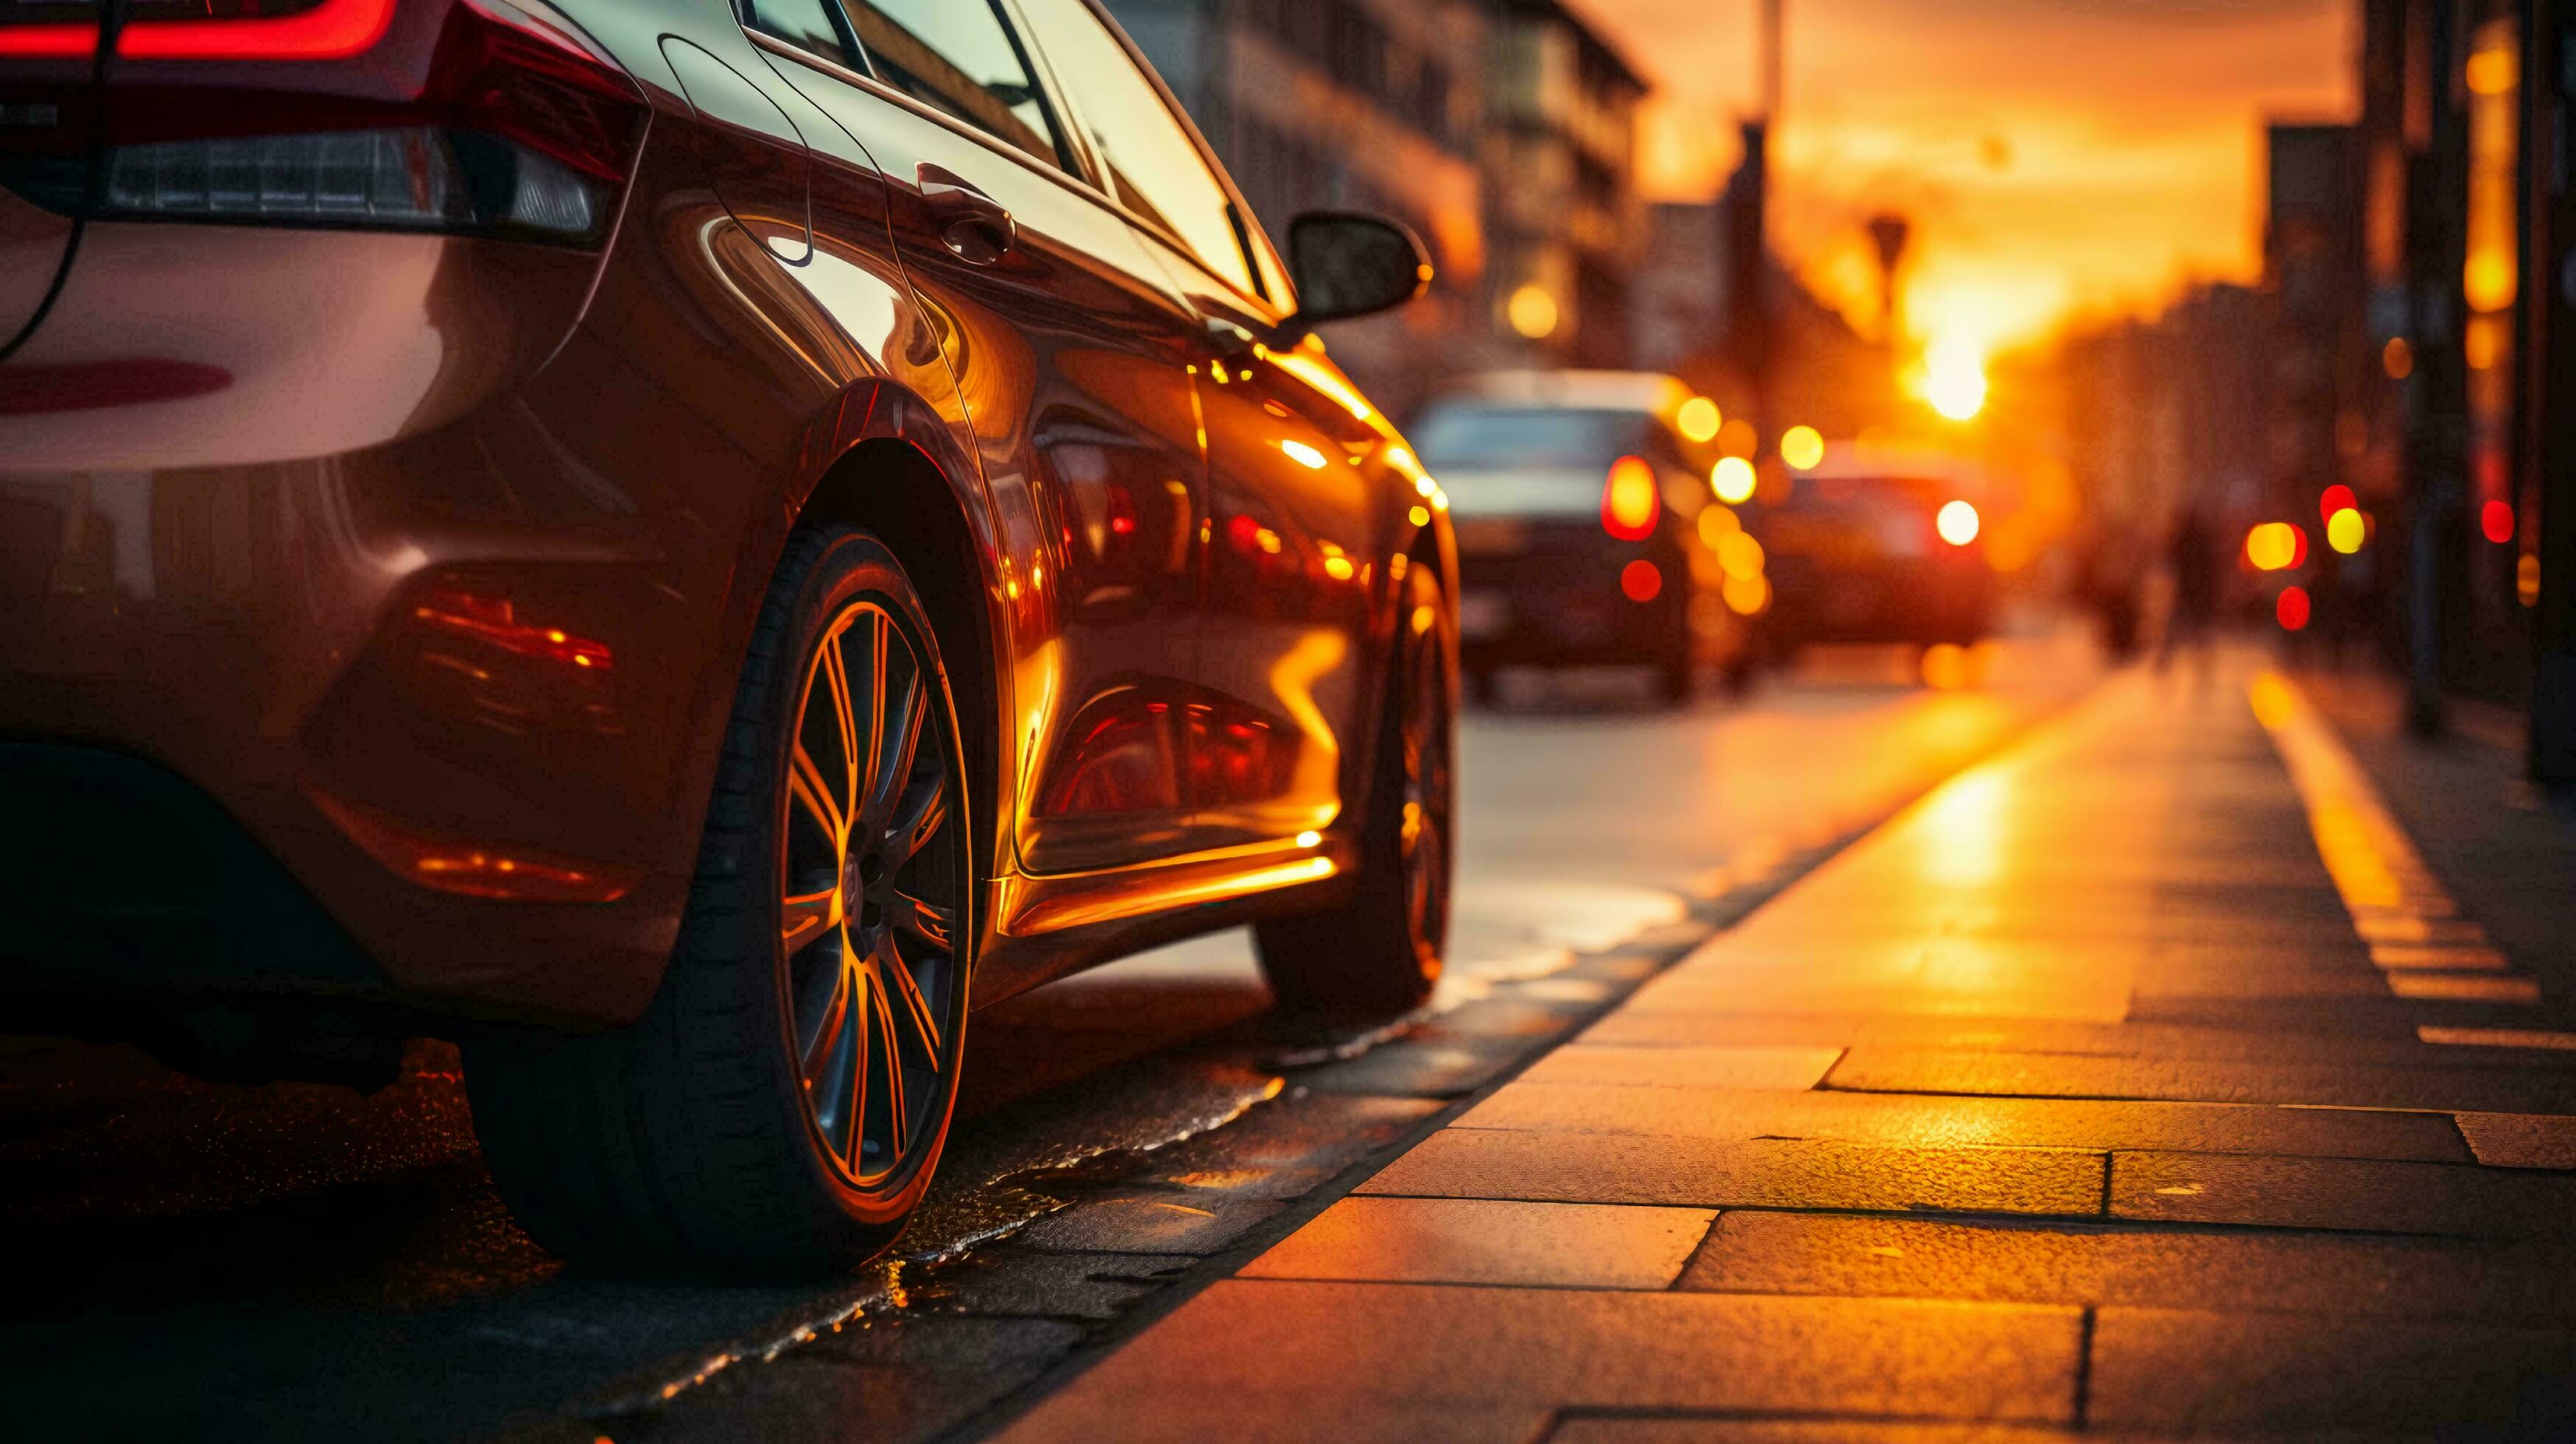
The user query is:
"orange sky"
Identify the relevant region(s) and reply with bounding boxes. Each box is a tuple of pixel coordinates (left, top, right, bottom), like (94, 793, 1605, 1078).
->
(1568, 0, 2355, 359)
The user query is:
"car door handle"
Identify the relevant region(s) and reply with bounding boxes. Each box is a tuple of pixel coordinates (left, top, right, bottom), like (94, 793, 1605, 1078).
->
(916, 164, 1014, 265)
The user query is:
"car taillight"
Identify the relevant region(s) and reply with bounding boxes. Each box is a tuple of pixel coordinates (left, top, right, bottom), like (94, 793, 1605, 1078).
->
(0, 0, 645, 247)
(1601, 455, 1659, 542)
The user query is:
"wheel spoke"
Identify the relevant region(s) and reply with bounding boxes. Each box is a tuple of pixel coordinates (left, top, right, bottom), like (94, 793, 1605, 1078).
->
(870, 977, 909, 1159)
(878, 933, 944, 1053)
(869, 670, 929, 823)
(797, 944, 852, 1080)
(790, 743, 846, 843)
(885, 768, 950, 864)
(892, 889, 954, 954)
(819, 618, 861, 823)
(841, 966, 869, 1165)
(781, 888, 838, 950)
(859, 611, 892, 799)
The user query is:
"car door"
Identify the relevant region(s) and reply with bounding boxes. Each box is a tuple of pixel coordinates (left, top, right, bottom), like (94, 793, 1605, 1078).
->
(1011, 0, 1380, 849)
(762, 0, 1214, 877)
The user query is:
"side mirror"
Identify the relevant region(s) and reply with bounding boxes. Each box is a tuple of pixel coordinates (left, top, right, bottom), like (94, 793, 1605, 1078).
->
(1281, 211, 1431, 337)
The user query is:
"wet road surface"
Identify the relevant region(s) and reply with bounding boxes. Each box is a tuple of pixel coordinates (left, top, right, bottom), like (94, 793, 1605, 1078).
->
(0, 634, 2096, 1442)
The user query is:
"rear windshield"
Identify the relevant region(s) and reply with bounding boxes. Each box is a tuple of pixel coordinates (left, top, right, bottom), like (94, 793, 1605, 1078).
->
(1411, 406, 1646, 469)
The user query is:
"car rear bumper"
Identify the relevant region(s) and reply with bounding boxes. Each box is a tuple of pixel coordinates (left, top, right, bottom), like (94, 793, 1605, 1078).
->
(1766, 556, 1993, 645)
(1454, 539, 1694, 667)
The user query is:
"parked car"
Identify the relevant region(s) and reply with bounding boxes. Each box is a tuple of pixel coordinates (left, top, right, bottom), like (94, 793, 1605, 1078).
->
(1752, 449, 1996, 659)
(1411, 371, 1758, 704)
(0, 0, 1453, 1275)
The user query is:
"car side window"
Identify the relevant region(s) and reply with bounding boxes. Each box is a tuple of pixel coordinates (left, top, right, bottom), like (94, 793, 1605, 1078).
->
(842, 0, 1067, 170)
(740, 0, 860, 69)
(1010, 0, 1261, 299)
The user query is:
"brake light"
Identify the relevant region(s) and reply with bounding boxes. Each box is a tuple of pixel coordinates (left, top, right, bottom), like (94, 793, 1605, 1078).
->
(1601, 455, 1659, 541)
(0, 0, 645, 246)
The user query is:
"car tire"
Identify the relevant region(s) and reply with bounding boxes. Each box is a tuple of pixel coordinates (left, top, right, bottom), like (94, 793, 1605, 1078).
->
(464, 526, 974, 1276)
(1254, 556, 1454, 1017)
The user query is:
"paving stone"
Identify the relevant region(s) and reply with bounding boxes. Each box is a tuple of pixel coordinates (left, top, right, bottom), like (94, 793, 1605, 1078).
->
(2455, 1112, 2576, 1169)
(2108, 1152, 2576, 1236)
(995, 1391, 1549, 1444)
(1584, 1012, 2576, 1068)
(1459, 1080, 2472, 1162)
(1828, 1047, 2576, 1112)
(1129, 1091, 1442, 1199)
(1241, 1197, 1713, 1289)
(1014, 1191, 1287, 1254)
(913, 1250, 1195, 1320)
(992, 1280, 2082, 1437)
(1515, 1043, 1842, 1091)
(2385, 972, 2545, 1003)
(2087, 1307, 2576, 1435)
(1358, 1128, 2105, 1215)
(1677, 1212, 2576, 1319)
(1294, 1036, 1529, 1097)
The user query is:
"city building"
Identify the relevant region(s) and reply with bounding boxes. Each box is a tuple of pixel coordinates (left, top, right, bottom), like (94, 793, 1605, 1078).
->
(1481, 0, 1649, 371)
(1100, 0, 1495, 417)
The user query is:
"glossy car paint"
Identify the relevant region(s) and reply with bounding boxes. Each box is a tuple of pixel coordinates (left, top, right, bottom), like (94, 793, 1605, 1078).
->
(0, 0, 1450, 1030)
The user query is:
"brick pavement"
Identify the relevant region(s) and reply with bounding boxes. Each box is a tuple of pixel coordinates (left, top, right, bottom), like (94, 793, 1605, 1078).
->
(989, 662, 2576, 1443)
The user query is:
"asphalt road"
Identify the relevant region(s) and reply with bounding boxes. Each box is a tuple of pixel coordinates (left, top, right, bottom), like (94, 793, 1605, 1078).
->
(0, 628, 2099, 1443)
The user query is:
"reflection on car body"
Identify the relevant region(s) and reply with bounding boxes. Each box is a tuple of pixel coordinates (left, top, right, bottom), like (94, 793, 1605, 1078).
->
(0, 0, 1452, 1274)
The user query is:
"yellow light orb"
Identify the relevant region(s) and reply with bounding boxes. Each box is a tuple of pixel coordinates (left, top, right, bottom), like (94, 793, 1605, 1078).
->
(2245, 522, 2299, 572)
(1505, 284, 1558, 340)
(2326, 507, 2367, 555)
(1677, 396, 1721, 444)
(1696, 505, 1741, 547)
(1717, 530, 1766, 581)
(1721, 572, 1771, 616)
(1922, 338, 1989, 421)
(1920, 642, 1970, 691)
(1712, 455, 1757, 505)
(1780, 425, 1825, 472)
(1936, 500, 1981, 547)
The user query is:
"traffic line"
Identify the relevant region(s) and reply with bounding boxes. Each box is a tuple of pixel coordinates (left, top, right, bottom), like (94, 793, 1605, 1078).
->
(2248, 671, 2539, 1021)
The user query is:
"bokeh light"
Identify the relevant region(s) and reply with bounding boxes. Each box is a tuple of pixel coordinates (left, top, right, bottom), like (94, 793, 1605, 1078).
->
(2482, 500, 2516, 544)
(1721, 572, 1770, 615)
(2245, 522, 2305, 572)
(1780, 426, 1825, 471)
(2521, 554, 2542, 607)
(1619, 559, 1663, 603)
(1506, 283, 1557, 340)
(1921, 338, 1989, 421)
(2326, 508, 2366, 554)
(1936, 500, 1981, 547)
(2317, 485, 2356, 524)
(1677, 396, 1721, 444)
(1696, 505, 1741, 547)
(1920, 643, 1971, 690)
(2278, 586, 2312, 631)
(1716, 531, 1765, 581)
(1712, 456, 1757, 504)
(1601, 456, 1658, 540)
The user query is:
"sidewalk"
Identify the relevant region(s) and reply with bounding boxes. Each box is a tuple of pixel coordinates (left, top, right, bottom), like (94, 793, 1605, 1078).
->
(991, 659, 2576, 1443)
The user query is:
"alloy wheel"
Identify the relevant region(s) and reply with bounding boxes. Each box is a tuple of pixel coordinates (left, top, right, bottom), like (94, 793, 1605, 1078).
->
(777, 600, 963, 1188)
(1399, 594, 1453, 968)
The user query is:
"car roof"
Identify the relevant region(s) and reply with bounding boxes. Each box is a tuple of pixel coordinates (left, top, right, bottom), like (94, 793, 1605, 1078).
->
(1433, 370, 1696, 418)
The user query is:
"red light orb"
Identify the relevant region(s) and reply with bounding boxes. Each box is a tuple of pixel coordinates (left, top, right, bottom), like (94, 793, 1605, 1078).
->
(2318, 485, 2356, 525)
(1619, 558, 1663, 603)
(2277, 586, 2312, 631)
(2482, 500, 2516, 544)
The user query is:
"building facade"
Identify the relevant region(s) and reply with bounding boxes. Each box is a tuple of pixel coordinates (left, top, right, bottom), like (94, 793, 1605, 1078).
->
(1100, 0, 1646, 413)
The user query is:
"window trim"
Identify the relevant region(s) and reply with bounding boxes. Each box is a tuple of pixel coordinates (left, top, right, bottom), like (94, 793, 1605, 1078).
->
(735, 0, 867, 77)
(996, 0, 1291, 320)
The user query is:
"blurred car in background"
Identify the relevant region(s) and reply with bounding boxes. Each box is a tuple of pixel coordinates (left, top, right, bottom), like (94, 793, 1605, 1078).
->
(1411, 372, 1758, 704)
(1752, 449, 1996, 662)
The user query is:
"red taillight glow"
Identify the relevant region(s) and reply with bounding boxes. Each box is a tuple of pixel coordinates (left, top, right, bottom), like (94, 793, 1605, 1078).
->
(1620, 559, 1663, 603)
(0, 24, 95, 58)
(2482, 500, 2516, 544)
(1602, 455, 1659, 542)
(122, 0, 397, 60)
(2278, 586, 2312, 631)
(2, 0, 645, 245)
